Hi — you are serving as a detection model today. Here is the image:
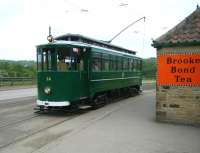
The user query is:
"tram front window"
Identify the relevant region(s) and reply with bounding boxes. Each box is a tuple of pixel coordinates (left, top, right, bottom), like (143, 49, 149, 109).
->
(37, 48, 53, 71)
(37, 47, 83, 72)
(57, 47, 82, 71)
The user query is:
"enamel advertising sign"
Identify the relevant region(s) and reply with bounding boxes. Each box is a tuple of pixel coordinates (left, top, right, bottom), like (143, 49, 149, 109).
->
(158, 54, 200, 86)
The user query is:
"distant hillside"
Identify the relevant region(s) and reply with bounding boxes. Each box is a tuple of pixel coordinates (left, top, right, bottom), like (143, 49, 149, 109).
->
(142, 57, 157, 79)
(0, 60, 36, 77)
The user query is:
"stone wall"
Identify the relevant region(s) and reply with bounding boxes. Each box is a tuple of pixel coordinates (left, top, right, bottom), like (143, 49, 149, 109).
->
(156, 86, 200, 126)
(156, 46, 200, 126)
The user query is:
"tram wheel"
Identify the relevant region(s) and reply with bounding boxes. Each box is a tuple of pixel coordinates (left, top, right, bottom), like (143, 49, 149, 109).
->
(91, 94, 107, 109)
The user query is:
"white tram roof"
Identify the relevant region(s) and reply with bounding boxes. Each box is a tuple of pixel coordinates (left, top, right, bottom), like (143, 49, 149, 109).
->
(38, 40, 140, 58)
(55, 34, 137, 55)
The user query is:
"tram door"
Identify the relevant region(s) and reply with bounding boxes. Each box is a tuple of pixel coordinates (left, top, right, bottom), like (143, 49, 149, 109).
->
(77, 47, 89, 98)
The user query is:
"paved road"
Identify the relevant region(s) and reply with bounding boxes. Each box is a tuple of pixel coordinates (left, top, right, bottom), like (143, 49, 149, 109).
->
(0, 90, 199, 153)
(0, 88, 36, 101)
(0, 95, 79, 150)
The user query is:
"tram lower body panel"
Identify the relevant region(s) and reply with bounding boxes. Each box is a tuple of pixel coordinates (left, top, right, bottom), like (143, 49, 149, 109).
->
(36, 71, 89, 108)
(36, 71, 142, 108)
(89, 71, 142, 97)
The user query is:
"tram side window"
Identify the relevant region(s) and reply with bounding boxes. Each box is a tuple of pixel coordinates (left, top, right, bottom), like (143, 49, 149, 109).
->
(102, 54, 109, 71)
(128, 59, 130, 71)
(129, 59, 132, 71)
(135, 59, 138, 71)
(136, 59, 140, 71)
(114, 56, 118, 71)
(131, 59, 135, 71)
(133, 59, 137, 72)
(110, 55, 117, 71)
(140, 60, 142, 71)
(118, 57, 123, 71)
(115, 57, 118, 71)
(123, 58, 129, 71)
(92, 52, 101, 72)
(109, 55, 113, 71)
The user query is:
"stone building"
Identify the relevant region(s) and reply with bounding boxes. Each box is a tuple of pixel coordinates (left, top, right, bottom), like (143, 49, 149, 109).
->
(152, 6, 200, 126)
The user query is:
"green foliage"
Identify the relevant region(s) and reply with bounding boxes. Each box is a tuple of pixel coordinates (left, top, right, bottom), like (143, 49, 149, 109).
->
(0, 60, 36, 77)
(142, 57, 157, 79)
(0, 58, 157, 80)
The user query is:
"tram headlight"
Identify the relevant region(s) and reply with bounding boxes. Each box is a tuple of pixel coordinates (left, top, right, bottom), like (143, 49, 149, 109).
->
(44, 87, 51, 95)
(47, 35, 53, 42)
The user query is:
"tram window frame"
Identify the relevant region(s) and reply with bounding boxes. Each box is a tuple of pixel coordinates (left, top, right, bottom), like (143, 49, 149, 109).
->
(47, 50, 52, 70)
(109, 55, 113, 71)
(136, 59, 140, 71)
(37, 49, 42, 71)
(140, 60, 142, 71)
(135, 59, 138, 71)
(56, 47, 81, 72)
(112, 56, 117, 71)
(133, 58, 137, 72)
(40, 48, 51, 71)
(92, 52, 101, 72)
(118, 57, 123, 71)
(116, 56, 119, 71)
(127, 58, 130, 71)
(43, 51, 47, 70)
(42, 48, 56, 71)
(138, 60, 142, 71)
(123, 57, 128, 71)
(102, 54, 109, 72)
(128, 58, 132, 71)
(115, 56, 119, 71)
(131, 59, 135, 71)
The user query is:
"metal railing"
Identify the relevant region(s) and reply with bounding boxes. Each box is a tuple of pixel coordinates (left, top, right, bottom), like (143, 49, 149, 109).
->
(0, 77, 36, 87)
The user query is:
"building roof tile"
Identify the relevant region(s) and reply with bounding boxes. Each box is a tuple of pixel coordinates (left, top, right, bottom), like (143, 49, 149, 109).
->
(153, 6, 200, 48)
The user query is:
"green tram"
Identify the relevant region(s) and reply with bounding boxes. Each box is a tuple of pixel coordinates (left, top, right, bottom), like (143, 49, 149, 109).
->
(36, 34, 142, 110)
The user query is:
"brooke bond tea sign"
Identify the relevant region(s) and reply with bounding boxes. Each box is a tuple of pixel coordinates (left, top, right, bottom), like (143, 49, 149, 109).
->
(158, 54, 200, 86)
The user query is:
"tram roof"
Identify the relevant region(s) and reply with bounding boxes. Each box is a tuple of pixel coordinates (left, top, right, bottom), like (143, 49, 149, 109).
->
(37, 40, 140, 58)
(55, 34, 136, 55)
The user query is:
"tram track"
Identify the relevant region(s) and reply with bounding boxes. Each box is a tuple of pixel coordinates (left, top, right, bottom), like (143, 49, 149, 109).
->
(0, 92, 89, 150)
(0, 112, 40, 129)
(0, 115, 80, 149)
(0, 109, 87, 149)
(0, 87, 145, 151)
(0, 98, 38, 129)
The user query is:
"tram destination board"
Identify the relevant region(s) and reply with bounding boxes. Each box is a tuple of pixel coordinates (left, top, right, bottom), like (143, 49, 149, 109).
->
(158, 54, 200, 86)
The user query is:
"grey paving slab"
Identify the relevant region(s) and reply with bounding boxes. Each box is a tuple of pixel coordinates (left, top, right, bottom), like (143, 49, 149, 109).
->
(1, 90, 199, 153)
(0, 88, 36, 101)
(37, 90, 200, 153)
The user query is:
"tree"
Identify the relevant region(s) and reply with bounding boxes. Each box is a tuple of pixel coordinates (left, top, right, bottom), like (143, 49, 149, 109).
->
(142, 58, 157, 79)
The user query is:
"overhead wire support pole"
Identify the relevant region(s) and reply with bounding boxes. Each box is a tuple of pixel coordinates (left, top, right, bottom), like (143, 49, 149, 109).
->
(108, 16, 145, 43)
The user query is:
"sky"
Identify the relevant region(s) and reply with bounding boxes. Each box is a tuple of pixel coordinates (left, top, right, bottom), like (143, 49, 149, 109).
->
(0, 0, 199, 60)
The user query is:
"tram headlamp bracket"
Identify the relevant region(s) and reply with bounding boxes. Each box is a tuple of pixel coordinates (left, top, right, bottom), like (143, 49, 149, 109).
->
(44, 87, 51, 95)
